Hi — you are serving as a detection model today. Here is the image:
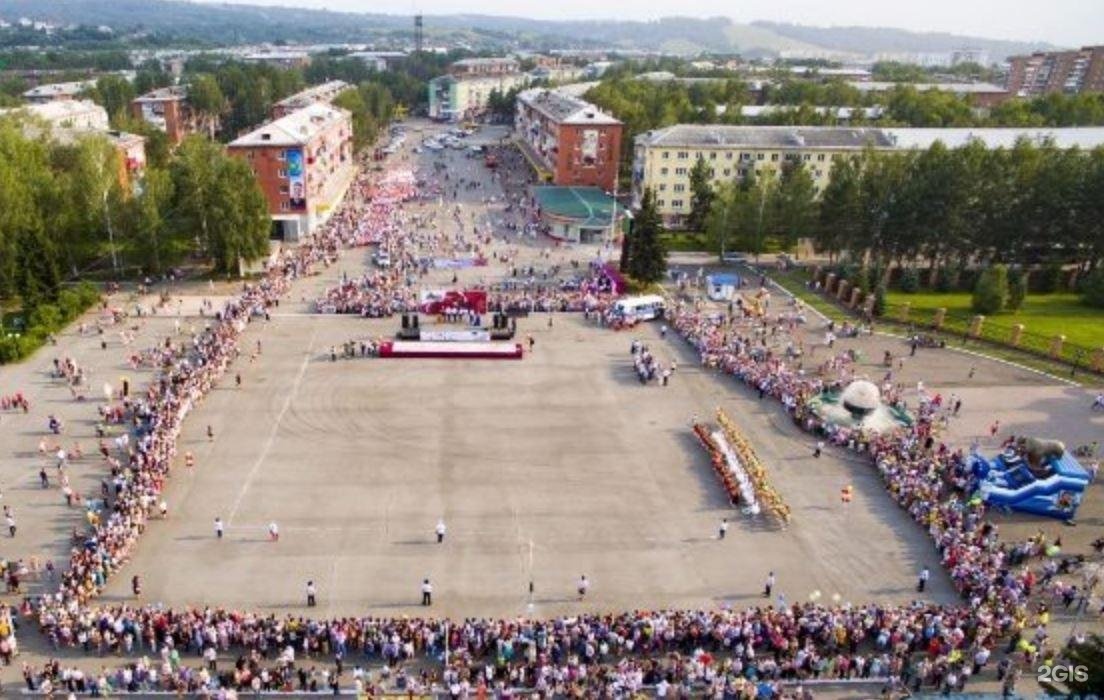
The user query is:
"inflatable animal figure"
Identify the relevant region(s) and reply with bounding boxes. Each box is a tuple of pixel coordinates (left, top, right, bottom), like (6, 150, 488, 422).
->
(1016, 436, 1066, 476)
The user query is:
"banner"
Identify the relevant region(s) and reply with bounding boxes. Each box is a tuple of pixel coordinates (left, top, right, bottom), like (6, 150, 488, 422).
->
(286, 148, 306, 211)
(419, 329, 491, 342)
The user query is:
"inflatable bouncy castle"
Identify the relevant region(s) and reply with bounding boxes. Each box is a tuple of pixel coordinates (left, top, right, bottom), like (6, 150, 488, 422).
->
(969, 440, 1090, 520)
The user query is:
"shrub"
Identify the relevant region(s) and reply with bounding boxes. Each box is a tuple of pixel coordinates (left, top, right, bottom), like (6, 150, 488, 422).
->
(1038, 263, 1063, 294)
(57, 289, 83, 321)
(28, 304, 63, 332)
(934, 265, 954, 293)
(972, 265, 1009, 314)
(1082, 267, 1104, 309)
(899, 267, 920, 293)
(1007, 269, 1027, 311)
(75, 281, 101, 307)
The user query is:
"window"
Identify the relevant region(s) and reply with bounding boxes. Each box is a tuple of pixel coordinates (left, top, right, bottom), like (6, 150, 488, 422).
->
(738, 169, 748, 178)
(279, 185, 289, 194)
(817, 154, 826, 162)
(723, 168, 731, 176)
(725, 152, 734, 160)
(671, 199, 685, 208)
(662, 151, 670, 159)
(771, 153, 779, 162)
(675, 167, 687, 175)
(677, 151, 689, 159)
(803, 154, 811, 161)
(815, 170, 823, 178)
(709, 152, 716, 160)
(278, 168, 288, 178)
(756, 153, 764, 161)
(660, 167, 669, 175)
(708, 169, 716, 177)
(658, 199, 667, 207)
(740, 152, 750, 161)
(832, 154, 841, 162)
(658, 184, 667, 191)
(673, 183, 686, 192)
(279, 202, 290, 211)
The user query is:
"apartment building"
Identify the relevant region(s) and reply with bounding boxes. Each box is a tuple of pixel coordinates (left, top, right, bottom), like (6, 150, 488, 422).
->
(0, 99, 109, 130)
(515, 88, 622, 191)
(632, 125, 1104, 225)
(227, 103, 354, 242)
(1006, 46, 1104, 97)
(448, 57, 520, 78)
(22, 80, 98, 103)
(130, 86, 213, 145)
(271, 80, 350, 119)
(427, 72, 529, 121)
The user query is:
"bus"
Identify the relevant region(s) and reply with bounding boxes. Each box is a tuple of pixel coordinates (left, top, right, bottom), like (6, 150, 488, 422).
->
(612, 295, 666, 322)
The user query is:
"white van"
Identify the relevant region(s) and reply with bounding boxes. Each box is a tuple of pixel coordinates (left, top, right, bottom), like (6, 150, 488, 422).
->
(612, 295, 666, 321)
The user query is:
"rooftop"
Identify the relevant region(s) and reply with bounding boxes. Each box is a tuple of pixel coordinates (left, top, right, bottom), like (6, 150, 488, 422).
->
(274, 80, 349, 110)
(532, 186, 623, 227)
(0, 99, 107, 123)
(848, 81, 1009, 94)
(517, 89, 621, 126)
(636, 125, 894, 149)
(452, 57, 518, 67)
(882, 127, 1104, 150)
(229, 103, 349, 148)
(133, 85, 188, 103)
(22, 80, 96, 99)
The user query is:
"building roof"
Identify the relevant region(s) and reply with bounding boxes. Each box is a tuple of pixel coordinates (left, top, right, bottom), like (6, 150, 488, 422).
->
(636, 124, 1104, 151)
(636, 125, 894, 150)
(274, 80, 349, 110)
(228, 103, 349, 148)
(452, 57, 518, 68)
(133, 85, 188, 103)
(0, 99, 108, 126)
(532, 186, 623, 227)
(881, 127, 1104, 150)
(517, 89, 621, 126)
(848, 81, 1008, 94)
(22, 80, 97, 100)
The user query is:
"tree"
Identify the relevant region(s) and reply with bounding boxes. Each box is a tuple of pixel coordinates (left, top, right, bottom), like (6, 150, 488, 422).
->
(1082, 267, 1104, 308)
(972, 264, 1009, 314)
(704, 181, 739, 258)
(816, 155, 861, 262)
(686, 156, 714, 232)
(15, 226, 61, 310)
(626, 188, 667, 283)
(1039, 634, 1104, 697)
(89, 75, 136, 125)
(1007, 268, 1027, 311)
(187, 74, 225, 139)
(118, 167, 177, 275)
(772, 161, 817, 253)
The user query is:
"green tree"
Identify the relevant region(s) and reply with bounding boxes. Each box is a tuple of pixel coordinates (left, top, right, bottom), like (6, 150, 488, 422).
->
(89, 75, 136, 126)
(686, 156, 714, 232)
(118, 166, 177, 274)
(972, 264, 1009, 314)
(626, 188, 667, 283)
(704, 181, 739, 258)
(816, 155, 861, 262)
(1007, 268, 1027, 310)
(187, 74, 226, 139)
(772, 160, 817, 253)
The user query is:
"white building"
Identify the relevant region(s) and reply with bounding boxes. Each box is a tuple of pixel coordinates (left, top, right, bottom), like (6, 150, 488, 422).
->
(0, 99, 109, 130)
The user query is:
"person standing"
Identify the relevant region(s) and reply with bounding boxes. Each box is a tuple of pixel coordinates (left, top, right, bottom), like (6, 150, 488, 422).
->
(132, 575, 141, 596)
(5, 511, 15, 538)
(764, 571, 775, 598)
(421, 578, 433, 606)
(214, 517, 224, 539)
(577, 575, 589, 599)
(435, 519, 446, 544)
(306, 580, 317, 607)
(269, 522, 280, 542)
(718, 518, 728, 540)
(814, 441, 824, 459)
(918, 566, 930, 593)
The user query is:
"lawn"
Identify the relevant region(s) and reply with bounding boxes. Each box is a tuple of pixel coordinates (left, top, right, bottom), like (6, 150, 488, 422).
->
(885, 291, 1104, 350)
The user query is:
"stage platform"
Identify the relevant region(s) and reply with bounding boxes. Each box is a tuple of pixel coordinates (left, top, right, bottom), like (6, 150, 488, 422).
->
(378, 340, 523, 360)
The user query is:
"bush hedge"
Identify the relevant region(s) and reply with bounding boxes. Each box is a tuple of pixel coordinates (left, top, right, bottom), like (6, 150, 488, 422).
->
(0, 281, 101, 364)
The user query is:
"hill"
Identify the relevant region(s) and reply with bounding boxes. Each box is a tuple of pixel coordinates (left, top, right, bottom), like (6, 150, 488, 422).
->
(0, 0, 1062, 60)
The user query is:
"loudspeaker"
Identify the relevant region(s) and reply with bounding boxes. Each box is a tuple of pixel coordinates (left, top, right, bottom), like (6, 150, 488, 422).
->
(412, 315, 420, 328)
(401, 315, 409, 330)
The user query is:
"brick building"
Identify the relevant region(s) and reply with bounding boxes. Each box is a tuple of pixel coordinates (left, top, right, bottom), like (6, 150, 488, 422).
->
(515, 89, 622, 192)
(228, 103, 354, 242)
(131, 86, 212, 145)
(1006, 46, 1104, 97)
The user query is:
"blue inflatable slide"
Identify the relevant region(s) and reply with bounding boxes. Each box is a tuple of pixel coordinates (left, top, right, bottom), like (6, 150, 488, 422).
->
(968, 449, 1091, 520)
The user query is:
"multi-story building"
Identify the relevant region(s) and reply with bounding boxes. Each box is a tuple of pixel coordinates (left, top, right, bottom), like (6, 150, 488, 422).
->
(427, 72, 530, 121)
(227, 103, 354, 242)
(515, 89, 622, 192)
(0, 99, 109, 130)
(242, 51, 312, 69)
(1006, 46, 1104, 96)
(271, 80, 350, 119)
(130, 86, 213, 145)
(632, 125, 1104, 225)
(22, 80, 98, 103)
(448, 57, 520, 78)
(846, 81, 1011, 108)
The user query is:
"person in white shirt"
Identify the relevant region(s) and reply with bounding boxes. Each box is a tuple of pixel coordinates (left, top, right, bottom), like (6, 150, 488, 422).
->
(436, 519, 446, 544)
(214, 517, 224, 539)
(421, 578, 433, 606)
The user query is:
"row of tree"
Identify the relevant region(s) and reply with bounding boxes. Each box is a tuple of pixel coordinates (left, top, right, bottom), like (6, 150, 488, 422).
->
(695, 139, 1104, 286)
(0, 121, 271, 313)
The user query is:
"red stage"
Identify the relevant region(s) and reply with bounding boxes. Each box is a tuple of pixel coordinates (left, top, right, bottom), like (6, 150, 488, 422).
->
(378, 341, 523, 360)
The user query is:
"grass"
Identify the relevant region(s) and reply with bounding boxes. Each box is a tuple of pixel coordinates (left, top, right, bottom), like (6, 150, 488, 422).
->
(764, 267, 1102, 385)
(885, 291, 1104, 350)
(660, 231, 710, 252)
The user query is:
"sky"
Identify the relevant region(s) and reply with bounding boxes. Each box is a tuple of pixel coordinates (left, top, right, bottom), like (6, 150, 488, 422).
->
(205, 0, 1103, 47)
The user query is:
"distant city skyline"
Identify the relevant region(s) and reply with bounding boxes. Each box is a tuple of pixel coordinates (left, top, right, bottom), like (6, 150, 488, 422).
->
(193, 0, 1103, 49)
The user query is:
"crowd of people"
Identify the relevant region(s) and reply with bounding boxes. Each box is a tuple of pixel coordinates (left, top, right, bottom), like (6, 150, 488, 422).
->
(4, 136, 1091, 698)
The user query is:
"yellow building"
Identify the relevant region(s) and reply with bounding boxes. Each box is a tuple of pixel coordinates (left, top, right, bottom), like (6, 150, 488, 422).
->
(632, 125, 889, 226)
(633, 124, 1104, 226)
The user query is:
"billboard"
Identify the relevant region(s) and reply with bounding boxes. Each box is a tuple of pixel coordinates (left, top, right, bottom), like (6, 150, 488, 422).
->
(581, 129, 599, 162)
(286, 148, 306, 211)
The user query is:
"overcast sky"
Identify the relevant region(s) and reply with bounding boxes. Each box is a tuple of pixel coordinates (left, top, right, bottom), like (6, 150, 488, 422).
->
(213, 0, 1102, 47)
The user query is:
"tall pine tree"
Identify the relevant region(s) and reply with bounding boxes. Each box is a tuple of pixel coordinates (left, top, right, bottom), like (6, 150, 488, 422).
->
(687, 156, 714, 232)
(627, 189, 667, 283)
